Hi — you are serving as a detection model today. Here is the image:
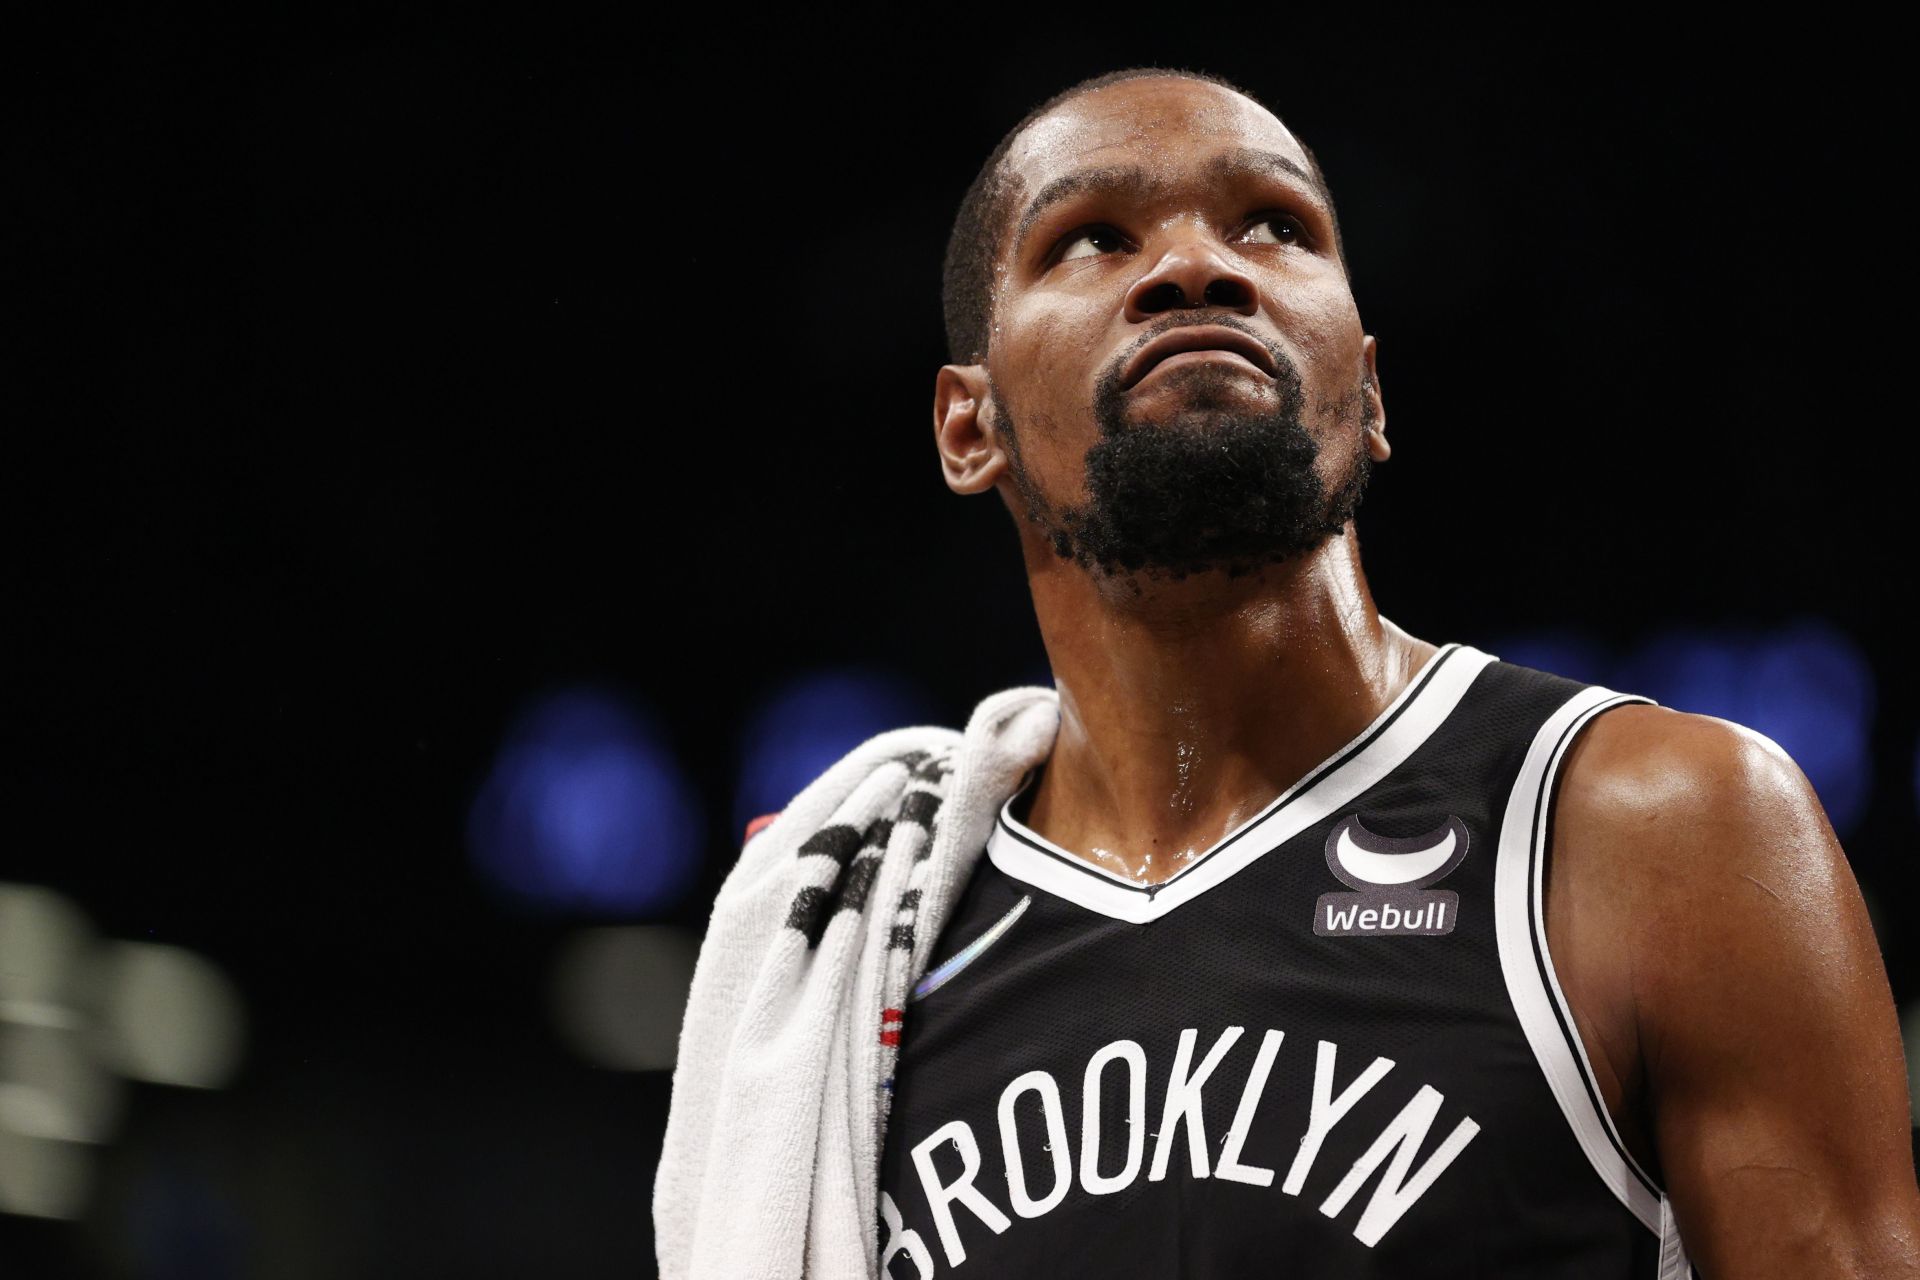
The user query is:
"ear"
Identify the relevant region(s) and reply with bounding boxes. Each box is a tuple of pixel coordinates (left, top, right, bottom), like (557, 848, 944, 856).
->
(1361, 334, 1390, 463)
(933, 363, 1006, 494)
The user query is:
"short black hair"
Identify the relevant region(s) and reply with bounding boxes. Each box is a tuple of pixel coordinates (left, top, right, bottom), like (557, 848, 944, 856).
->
(941, 67, 1346, 367)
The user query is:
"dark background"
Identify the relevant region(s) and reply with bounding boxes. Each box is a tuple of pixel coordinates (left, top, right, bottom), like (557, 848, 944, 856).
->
(10, 13, 1913, 1278)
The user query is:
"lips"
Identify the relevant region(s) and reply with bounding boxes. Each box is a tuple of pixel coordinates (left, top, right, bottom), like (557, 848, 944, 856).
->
(1120, 325, 1279, 391)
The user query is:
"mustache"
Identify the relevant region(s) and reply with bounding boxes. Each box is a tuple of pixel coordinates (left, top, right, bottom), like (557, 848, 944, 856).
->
(1095, 318, 1305, 431)
(1107, 316, 1298, 389)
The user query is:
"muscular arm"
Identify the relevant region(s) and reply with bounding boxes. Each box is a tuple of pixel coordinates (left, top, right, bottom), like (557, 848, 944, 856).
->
(1553, 706, 1920, 1277)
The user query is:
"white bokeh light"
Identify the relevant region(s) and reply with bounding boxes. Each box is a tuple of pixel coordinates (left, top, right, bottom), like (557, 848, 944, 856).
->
(0, 884, 94, 1023)
(0, 1025, 123, 1143)
(550, 926, 698, 1071)
(91, 942, 246, 1089)
(0, 1126, 92, 1220)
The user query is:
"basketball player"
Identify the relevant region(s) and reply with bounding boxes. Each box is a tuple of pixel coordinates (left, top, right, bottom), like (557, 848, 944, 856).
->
(671, 68, 1920, 1277)
(888, 65, 1920, 1276)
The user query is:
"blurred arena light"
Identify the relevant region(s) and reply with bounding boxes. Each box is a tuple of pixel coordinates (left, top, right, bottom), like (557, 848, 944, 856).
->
(0, 885, 116, 1154)
(735, 668, 938, 833)
(0, 1026, 123, 1143)
(91, 943, 246, 1089)
(468, 688, 705, 914)
(0, 882, 247, 1222)
(550, 926, 699, 1071)
(0, 885, 95, 1024)
(1615, 619, 1875, 835)
(0, 1128, 92, 1221)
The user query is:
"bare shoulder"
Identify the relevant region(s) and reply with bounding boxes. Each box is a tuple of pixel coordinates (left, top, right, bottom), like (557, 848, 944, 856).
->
(1550, 701, 1840, 901)
(1547, 701, 1870, 1061)
(1550, 703, 1920, 1276)
(1554, 701, 1820, 839)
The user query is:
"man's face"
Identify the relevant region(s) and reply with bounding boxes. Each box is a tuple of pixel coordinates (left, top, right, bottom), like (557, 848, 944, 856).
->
(972, 77, 1384, 584)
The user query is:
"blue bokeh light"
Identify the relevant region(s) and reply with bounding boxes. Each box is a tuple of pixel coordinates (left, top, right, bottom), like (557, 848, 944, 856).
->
(734, 668, 938, 836)
(1614, 619, 1875, 835)
(468, 689, 705, 914)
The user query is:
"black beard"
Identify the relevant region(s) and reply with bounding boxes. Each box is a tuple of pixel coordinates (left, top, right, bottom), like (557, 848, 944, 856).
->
(996, 348, 1373, 585)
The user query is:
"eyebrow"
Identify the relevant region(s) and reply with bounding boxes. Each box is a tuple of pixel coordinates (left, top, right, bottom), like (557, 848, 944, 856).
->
(1207, 147, 1318, 194)
(1010, 148, 1324, 259)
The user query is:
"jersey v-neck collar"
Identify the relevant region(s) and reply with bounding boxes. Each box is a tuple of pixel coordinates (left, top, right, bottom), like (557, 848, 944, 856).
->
(985, 642, 1496, 925)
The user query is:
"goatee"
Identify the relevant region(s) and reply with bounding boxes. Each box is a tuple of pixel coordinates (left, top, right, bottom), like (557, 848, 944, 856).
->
(996, 343, 1373, 585)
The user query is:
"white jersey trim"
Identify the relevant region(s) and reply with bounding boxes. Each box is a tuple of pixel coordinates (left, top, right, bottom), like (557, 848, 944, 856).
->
(986, 642, 1497, 925)
(1657, 1192, 1695, 1279)
(1492, 682, 1693, 1274)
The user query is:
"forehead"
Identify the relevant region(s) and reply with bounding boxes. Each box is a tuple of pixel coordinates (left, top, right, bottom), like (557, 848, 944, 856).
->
(1002, 77, 1309, 214)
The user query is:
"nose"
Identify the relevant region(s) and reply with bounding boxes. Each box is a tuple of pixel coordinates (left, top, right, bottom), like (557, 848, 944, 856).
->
(1123, 224, 1260, 320)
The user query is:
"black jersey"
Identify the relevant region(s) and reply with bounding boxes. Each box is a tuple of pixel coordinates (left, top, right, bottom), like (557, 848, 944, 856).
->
(874, 644, 1695, 1278)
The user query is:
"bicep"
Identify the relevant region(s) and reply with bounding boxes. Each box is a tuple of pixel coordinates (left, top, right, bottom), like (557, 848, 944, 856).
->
(1629, 727, 1920, 1276)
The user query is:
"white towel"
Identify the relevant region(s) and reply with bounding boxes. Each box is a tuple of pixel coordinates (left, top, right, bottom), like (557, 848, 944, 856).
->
(653, 684, 1061, 1279)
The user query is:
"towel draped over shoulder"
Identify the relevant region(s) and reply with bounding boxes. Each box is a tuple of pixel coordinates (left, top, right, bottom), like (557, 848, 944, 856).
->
(653, 685, 1061, 1279)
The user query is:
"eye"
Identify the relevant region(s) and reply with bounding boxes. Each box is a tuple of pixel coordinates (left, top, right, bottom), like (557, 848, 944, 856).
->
(1243, 213, 1307, 246)
(1057, 224, 1129, 262)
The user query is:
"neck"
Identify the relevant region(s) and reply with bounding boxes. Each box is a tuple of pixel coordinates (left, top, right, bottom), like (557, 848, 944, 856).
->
(1016, 524, 1435, 885)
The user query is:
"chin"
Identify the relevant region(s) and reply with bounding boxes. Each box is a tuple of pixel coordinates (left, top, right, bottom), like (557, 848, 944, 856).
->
(1122, 379, 1271, 424)
(1123, 402, 1267, 436)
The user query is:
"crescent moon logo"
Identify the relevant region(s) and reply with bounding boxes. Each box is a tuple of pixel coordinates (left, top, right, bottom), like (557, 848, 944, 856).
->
(1325, 815, 1471, 890)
